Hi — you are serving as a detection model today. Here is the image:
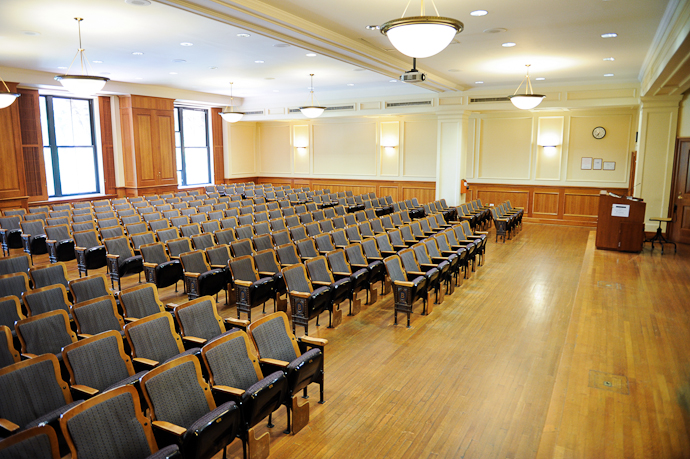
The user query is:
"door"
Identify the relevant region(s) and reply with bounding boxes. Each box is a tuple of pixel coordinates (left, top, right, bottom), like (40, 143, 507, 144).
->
(670, 138, 690, 244)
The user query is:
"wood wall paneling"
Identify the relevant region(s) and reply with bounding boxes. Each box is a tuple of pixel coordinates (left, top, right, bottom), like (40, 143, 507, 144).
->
(211, 107, 224, 183)
(98, 96, 116, 195)
(0, 82, 28, 211)
(17, 88, 47, 201)
(475, 190, 530, 209)
(533, 192, 560, 216)
(379, 186, 399, 202)
(156, 113, 177, 185)
(402, 186, 436, 204)
(563, 193, 600, 218)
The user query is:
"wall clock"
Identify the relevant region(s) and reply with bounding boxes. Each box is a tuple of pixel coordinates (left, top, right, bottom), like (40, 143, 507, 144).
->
(592, 126, 606, 139)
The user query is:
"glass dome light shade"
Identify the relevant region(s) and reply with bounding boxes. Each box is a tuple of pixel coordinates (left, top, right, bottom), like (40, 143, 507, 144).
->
(380, 16, 463, 58)
(300, 106, 325, 118)
(0, 93, 20, 109)
(54, 75, 109, 96)
(508, 94, 545, 110)
(219, 111, 244, 123)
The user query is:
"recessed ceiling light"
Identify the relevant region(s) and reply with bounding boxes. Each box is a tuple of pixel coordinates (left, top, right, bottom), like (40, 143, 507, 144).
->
(604, 73, 614, 77)
(180, 42, 193, 46)
(448, 69, 460, 72)
(172, 59, 186, 63)
(470, 10, 488, 16)
(125, 0, 151, 5)
(169, 72, 178, 75)
(475, 81, 484, 84)
(502, 42, 516, 47)
(132, 52, 144, 55)
(603, 57, 615, 61)
(273, 43, 290, 48)
(92, 60, 103, 64)
(536, 77, 545, 80)
(209, 66, 218, 70)
(365, 25, 379, 30)
(389, 79, 397, 83)
(237, 33, 251, 38)
(23, 31, 40, 36)
(347, 83, 355, 86)
(601, 33, 617, 38)
(484, 28, 506, 34)
(306, 53, 317, 57)
(255, 60, 264, 64)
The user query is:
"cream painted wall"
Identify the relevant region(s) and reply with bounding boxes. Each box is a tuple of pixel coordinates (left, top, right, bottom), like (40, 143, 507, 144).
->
(478, 117, 533, 180)
(258, 124, 291, 174)
(679, 93, 690, 137)
(227, 122, 257, 177)
(403, 119, 437, 178)
(313, 121, 377, 176)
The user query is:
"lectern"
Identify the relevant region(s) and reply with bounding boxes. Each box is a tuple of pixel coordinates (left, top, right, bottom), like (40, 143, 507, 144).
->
(596, 191, 646, 252)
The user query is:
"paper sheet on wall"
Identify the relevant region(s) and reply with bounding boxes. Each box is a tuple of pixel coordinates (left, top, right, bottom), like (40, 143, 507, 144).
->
(611, 204, 630, 217)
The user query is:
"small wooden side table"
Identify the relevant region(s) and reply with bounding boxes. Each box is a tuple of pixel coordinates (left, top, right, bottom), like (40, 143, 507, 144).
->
(644, 217, 676, 254)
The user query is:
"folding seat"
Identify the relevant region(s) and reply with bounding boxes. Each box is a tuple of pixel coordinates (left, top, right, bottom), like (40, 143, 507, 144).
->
(398, 225, 421, 245)
(399, 248, 442, 304)
(332, 215, 346, 230)
(364, 208, 378, 221)
(330, 228, 350, 249)
(71, 229, 105, 278)
(354, 210, 367, 223)
(28, 262, 70, 293)
(372, 233, 401, 256)
(343, 214, 357, 227)
(95, 212, 117, 223)
(3, 208, 26, 218)
(175, 191, 188, 198)
(380, 214, 396, 230)
(180, 207, 197, 216)
(442, 228, 477, 273)
(200, 330, 290, 441)
(131, 231, 156, 255)
(0, 253, 30, 278)
(294, 238, 319, 263)
(314, 233, 337, 255)
(0, 426, 60, 459)
(412, 242, 451, 296)
(238, 208, 253, 221)
(198, 205, 213, 215)
(71, 220, 96, 233)
(344, 242, 386, 299)
(121, 211, 141, 222)
(267, 229, 288, 247)
(179, 250, 227, 303)
(100, 225, 125, 240)
(156, 227, 181, 246)
(29, 206, 50, 215)
(245, 315, 322, 425)
(252, 234, 273, 252)
(173, 296, 238, 346)
(0, 295, 24, 339)
(172, 201, 189, 210)
(70, 295, 125, 339)
(162, 209, 180, 220)
(141, 242, 184, 291)
(326, 249, 371, 311)
(0, 216, 23, 256)
(118, 284, 167, 322)
(409, 220, 428, 240)
(305, 221, 322, 238)
(370, 218, 387, 235)
(149, 199, 165, 207)
(126, 221, 149, 236)
(304, 256, 350, 318)
(235, 225, 254, 240)
(167, 237, 193, 261)
(252, 221, 271, 236)
(15, 310, 77, 365)
(433, 232, 469, 280)
(0, 354, 82, 445)
(345, 225, 364, 243)
(383, 255, 430, 327)
(222, 214, 239, 228)
(190, 215, 208, 227)
(188, 190, 200, 197)
(418, 216, 441, 236)
(284, 215, 300, 229)
(289, 225, 308, 242)
(19, 220, 47, 263)
(254, 210, 269, 222)
(323, 207, 336, 219)
(228, 256, 281, 321)
(124, 312, 201, 372)
(59, 385, 181, 459)
(0, 323, 20, 369)
(104, 234, 144, 292)
(22, 284, 72, 319)
(227, 238, 254, 260)
(180, 222, 201, 239)
(215, 228, 237, 246)
(319, 218, 335, 233)
(283, 261, 334, 335)
(68, 273, 114, 304)
(72, 213, 94, 224)
(191, 233, 216, 251)
(274, 243, 300, 268)
(282, 207, 296, 218)
(169, 215, 189, 229)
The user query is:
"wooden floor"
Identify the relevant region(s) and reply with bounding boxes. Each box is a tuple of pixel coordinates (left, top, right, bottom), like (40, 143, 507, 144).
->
(12, 223, 690, 458)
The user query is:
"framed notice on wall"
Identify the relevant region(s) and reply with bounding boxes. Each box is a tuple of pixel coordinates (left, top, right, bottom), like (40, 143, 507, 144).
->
(581, 157, 592, 170)
(603, 161, 616, 170)
(593, 158, 602, 170)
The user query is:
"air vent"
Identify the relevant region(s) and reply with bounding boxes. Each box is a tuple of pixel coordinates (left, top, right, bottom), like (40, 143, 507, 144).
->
(470, 97, 511, 103)
(385, 100, 433, 108)
(288, 104, 356, 114)
(244, 110, 264, 115)
(288, 108, 301, 114)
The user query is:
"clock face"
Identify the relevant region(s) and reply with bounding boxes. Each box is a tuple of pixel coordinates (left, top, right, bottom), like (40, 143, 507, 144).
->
(592, 126, 606, 139)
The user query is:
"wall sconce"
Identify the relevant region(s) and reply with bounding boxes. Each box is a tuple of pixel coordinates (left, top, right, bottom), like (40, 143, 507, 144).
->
(542, 145, 557, 157)
(383, 145, 396, 156)
(296, 146, 308, 156)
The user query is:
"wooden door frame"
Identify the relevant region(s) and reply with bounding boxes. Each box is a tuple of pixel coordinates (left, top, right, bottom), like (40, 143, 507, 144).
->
(666, 137, 690, 240)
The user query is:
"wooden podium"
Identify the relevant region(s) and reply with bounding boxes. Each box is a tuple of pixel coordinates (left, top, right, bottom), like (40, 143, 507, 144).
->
(596, 191, 646, 252)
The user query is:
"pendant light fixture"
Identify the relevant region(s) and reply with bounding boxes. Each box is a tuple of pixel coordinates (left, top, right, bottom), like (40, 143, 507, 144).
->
(380, 0, 463, 59)
(219, 82, 244, 123)
(508, 64, 545, 110)
(300, 74, 325, 118)
(0, 75, 20, 109)
(54, 18, 109, 96)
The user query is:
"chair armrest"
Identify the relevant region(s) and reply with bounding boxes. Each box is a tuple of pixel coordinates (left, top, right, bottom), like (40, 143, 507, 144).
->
(143, 262, 158, 268)
(74, 246, 87, 251)
(475, 231, 489, 235)
(77, 333, 93, 339)
(0, 418, 20, 434)
(213, 385, 245, 397)
(420, 263, 437, 269)
(299, 336, 328, 347)
(106, 254, 120, 260)
(165, 303, 177, 311)
(350, 263, 368, 269)
(21, 233, 31, 238)
(124, 317, 138, 323)
(408, 271, 426, 277)
(312, 280, 331, 286)
(431, 257, 448, 264)
(133, 357, 159, 368)
(392, 280, 415, 287)
(234, 279, 253, 287)
(46, 239, 57, 244)
(182, 336, 206, 345)
(225, 317, 250, 330)
(185, 272, 201, 278)
(259, 271, 276, 277)
(260, 358, 289, 367)
(152, 421, 186, 437)
(290, 290, 312, 298)
(210, 264, 225, 269)
(72, 384, 99, 397)
(333, 271, 351, 277)
(22, 353, 39, 359)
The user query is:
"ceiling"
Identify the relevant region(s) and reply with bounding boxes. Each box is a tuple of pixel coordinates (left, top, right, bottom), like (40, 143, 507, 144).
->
(0, 0, 674, 106)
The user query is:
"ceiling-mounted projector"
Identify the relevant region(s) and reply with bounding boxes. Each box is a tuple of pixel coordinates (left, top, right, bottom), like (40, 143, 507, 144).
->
(400, 58, 426, 83)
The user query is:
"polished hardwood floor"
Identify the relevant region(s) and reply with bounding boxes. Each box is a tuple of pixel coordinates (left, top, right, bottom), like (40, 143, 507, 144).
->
(8, 223, 690, 458)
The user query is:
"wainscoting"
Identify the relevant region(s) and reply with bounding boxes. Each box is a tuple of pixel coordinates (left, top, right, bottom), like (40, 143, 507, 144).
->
(468, 183, 628, 226)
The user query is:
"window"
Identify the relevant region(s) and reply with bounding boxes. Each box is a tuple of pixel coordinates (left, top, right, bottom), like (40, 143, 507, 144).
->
(40, 95, 100, 197)
(175, 107, 212, 186)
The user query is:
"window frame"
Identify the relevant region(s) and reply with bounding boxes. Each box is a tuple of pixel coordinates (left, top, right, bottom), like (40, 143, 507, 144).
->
(41, 94, 101, 198)
(175, 106, 212, 187)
